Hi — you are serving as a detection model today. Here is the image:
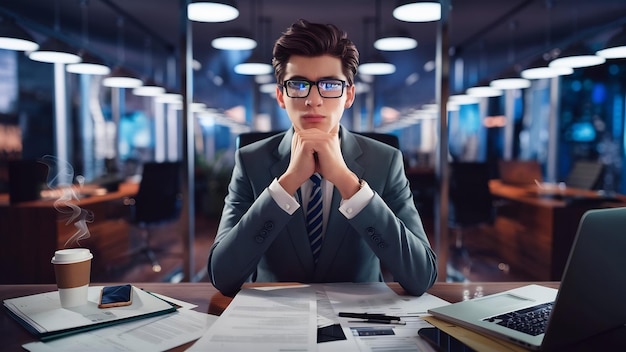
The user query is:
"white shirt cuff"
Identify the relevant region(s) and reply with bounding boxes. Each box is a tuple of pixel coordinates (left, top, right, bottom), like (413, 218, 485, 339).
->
(268, 178, 300, 215)
(339, 180, 374, 219)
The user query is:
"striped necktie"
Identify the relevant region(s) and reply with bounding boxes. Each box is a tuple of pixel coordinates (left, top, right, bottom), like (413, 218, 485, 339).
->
(306, 173, 323, 264)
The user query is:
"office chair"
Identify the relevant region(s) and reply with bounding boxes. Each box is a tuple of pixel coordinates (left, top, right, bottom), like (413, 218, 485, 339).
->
(236, 131, 283, 148)
(7, 159, 49, 204)
(565, 161, 603, 190)
(126, 161, 182, 272)
(448, 162, 496, 281)
(354, 132, 400, 149)
(236, 131, 401, 150)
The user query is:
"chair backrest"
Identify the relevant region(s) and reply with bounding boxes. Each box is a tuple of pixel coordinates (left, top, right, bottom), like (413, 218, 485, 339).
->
(8, 159, 48, 204)
(355, 132, 400, 149)
(133, 161, 182, 224)
(236, 131, 400, 150)
(565, 161, 603, 190)
(449, 162, 494, 227)
(236, 131, 283, 149)
(498, 159, 543, 185)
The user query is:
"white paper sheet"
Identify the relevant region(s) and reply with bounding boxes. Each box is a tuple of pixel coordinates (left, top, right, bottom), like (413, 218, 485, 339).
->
(22, 309, 218, 352)
(318, 283, 449, 352)
(4, 286, 176, 334)
(323, 282, 449, 317)
(187, 285, 318, 352)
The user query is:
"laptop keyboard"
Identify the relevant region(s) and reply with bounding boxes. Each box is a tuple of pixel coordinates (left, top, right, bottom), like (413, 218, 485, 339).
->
(484, 302, 554, 336)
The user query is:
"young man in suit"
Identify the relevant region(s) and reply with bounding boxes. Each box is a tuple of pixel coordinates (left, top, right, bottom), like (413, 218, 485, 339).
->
(208, 19, 437, 296)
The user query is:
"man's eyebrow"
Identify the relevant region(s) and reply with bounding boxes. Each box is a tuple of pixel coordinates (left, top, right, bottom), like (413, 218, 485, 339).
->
(285, 75, 342, 81)
(285, 75, 309, 81)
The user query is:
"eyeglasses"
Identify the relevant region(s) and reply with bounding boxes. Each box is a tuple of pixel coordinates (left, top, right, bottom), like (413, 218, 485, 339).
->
(282, 79, 348, 98)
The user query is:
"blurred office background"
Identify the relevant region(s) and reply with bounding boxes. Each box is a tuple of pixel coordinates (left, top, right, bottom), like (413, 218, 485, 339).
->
(1, 0, 626, 284)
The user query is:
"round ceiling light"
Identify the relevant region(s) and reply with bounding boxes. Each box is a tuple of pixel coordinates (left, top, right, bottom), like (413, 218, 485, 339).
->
(211, 36, 256, 50)
(188, 1, 239, 22)
(374, 36, 417, 51)
(393, 2, 442, 22)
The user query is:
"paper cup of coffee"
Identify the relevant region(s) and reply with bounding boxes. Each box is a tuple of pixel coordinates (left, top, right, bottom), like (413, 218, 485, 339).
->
(51, 248, 93, 308)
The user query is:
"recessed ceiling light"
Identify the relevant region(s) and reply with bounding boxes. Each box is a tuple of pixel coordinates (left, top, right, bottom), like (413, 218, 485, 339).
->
(466, 86, 503, 98)
(211, 36, 257, 50)
(393, 2, 441, 22)
(374, 36, 417, 51)
(188, 1, 239, 22)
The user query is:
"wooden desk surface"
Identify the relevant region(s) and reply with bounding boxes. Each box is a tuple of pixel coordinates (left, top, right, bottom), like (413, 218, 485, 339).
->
(489, 179, 626, 208)
(0, 281, 559, 351)
(0, 182, 140, 284)
(0, 182, 139, 208)
(486, 179, 626, 281)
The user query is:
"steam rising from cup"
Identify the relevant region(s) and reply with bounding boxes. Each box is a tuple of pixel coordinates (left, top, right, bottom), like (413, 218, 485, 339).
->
(41, 155, 94, 247)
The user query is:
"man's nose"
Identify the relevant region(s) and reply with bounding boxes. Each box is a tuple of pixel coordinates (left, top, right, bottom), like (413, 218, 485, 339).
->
(308, 86, 324, 105)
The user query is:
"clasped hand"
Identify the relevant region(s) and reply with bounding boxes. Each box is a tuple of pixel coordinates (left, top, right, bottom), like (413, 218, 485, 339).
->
(278, 127, 360, 199)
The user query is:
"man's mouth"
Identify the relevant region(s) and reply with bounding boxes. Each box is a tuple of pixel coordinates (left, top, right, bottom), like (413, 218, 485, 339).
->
(303, 114, 325, 122)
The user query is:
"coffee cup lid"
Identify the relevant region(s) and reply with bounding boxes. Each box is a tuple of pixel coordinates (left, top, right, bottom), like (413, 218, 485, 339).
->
(51, 248, 93, 264)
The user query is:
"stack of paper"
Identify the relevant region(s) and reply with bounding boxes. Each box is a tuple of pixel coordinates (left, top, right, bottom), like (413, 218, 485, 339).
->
(3, 285, 176, 341)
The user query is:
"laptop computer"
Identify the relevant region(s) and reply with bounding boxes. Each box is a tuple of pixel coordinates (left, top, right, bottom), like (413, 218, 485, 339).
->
(428, 206, 626, 351)
(498, 160, 543, 186)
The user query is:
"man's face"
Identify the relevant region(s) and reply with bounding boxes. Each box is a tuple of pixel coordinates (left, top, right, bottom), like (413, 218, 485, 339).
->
(276, 55, 355, 134)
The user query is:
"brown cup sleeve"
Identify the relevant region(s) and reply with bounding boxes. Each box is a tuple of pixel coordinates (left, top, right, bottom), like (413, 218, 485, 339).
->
(54, 259, 92, 289)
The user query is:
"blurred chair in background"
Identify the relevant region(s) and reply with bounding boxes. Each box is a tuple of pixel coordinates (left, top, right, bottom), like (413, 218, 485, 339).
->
(448, 162, 496, 281)
(8, 159, 48, 205)
(565, 161, 603, 190)
(498, 159, 543, 186)
(125, 161, 182, 272)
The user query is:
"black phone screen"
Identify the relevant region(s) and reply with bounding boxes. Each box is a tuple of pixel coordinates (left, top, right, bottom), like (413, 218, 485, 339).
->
(418, 327, 477, 352)
(99, 284, 133, 308)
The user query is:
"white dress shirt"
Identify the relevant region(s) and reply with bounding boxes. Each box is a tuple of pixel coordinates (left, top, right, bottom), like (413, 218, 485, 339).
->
(268, 177, 375, 238)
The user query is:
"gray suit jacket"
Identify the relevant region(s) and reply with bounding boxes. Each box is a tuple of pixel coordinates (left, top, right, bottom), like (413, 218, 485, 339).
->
(208, 127, 437, 296)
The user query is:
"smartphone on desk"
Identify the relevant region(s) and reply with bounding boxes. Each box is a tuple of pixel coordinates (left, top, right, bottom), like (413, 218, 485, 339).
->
(418, 327, 476, 352)
(98, 284, 133, 308)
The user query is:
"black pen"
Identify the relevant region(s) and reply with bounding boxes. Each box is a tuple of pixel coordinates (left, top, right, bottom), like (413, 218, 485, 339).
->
(338, 312, 402, 321)
(348, 319, 406, 325)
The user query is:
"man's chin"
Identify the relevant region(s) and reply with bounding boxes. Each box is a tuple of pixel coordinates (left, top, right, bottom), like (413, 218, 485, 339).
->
(301, 122, 327, 131)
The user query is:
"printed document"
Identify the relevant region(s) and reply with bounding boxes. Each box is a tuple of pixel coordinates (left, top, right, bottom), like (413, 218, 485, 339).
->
(188, 285, 317, 351)
(320, 283, 448, 352)
(22, 309, 217, 352)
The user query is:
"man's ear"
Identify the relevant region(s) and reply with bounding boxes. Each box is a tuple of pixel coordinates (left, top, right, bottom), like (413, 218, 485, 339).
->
(276, 86, 286, 109)
(344, 84, 356, 108)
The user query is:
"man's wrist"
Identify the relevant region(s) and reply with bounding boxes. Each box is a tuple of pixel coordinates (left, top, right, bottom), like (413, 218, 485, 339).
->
(269, 178, 299, 215)
(277, 173, 301, 196)
(339, 179, 374, 219)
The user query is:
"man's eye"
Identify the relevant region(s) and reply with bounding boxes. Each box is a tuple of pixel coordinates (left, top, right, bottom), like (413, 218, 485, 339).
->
(320, 81, 341, 90)
(290, 81, 309, 90)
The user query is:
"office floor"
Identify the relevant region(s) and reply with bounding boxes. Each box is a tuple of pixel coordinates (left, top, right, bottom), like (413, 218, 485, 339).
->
(94, 215, 532, 284)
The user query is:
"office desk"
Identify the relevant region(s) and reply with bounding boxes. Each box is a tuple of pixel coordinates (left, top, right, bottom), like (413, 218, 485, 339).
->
(0, 182, 139, 284)
(0, 281, 559, 351)
(489, 180, 626, 280)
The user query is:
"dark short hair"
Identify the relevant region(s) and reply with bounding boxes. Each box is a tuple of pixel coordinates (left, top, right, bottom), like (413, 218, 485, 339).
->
(272, 19, 359, 86)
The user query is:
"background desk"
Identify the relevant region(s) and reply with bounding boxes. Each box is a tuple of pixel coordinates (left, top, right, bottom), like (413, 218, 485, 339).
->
(489, 180, 626, 280)
(0, 183, 138, 284)
(0, 281, 559, 351)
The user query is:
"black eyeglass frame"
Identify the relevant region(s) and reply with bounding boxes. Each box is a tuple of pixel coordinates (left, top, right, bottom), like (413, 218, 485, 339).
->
(281, 79, 349, 98)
